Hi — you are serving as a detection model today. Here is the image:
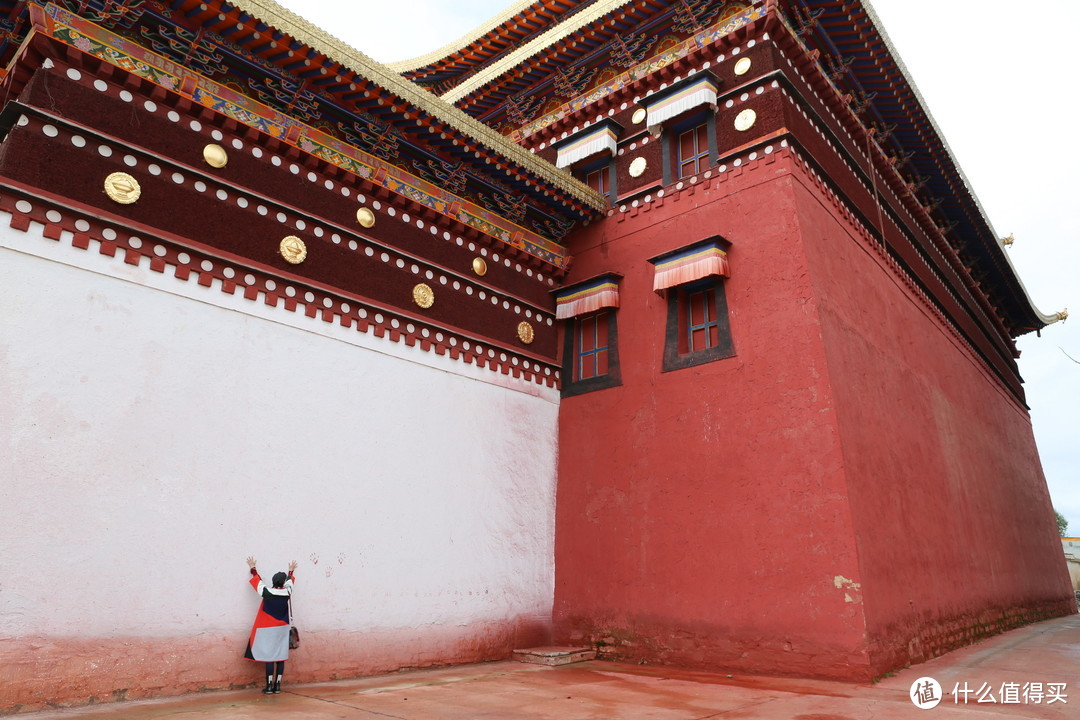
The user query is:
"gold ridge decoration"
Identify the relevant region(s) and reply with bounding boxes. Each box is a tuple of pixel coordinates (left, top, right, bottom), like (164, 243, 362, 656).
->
(734, 109, 757, 132)
(279, 235, 307, 264)
(356, 207, 376, 228)
(517, 321, 535, 345)
(413, 283, 435, 309)
(104, 172, 141, 204)
(203, 144, 228, 168)
(472, 257, 488, 276)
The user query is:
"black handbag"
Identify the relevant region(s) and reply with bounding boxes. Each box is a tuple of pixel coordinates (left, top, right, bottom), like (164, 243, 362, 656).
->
(288, 593, 300, 649)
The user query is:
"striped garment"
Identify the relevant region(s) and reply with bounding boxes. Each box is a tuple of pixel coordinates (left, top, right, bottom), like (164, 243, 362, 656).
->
(244, 571, 294, 662)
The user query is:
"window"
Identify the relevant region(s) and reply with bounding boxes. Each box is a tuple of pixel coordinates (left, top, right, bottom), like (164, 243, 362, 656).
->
(576, 310, 610, 380)
(685, 284, 720, 352)
(640, 71, 719, 185)
(663, 278, 734, 371)
(562, 310, 620, 396)
(649, 237, 734, 372)
(677, 123, 709, 178)
(585, 165, 610, 196)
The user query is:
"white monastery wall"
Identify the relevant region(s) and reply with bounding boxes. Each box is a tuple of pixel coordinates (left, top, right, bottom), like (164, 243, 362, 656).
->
(0, 217, 559, 704)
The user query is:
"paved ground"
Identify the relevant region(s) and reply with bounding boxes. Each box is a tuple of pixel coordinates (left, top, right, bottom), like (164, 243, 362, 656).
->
(21, 615, 1079, 719)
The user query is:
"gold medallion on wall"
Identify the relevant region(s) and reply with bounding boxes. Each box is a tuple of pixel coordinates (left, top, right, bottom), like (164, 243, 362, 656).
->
(734, 109, 757, 132)
(356, 207, 375, 228)
(104, 172, 141, 205)
(517, 321, 535, 345)
(203, 144, 228, 168)
(472, 257, 488, 276)
(279, 235, 307, 264)
(628, 157, 647, 177)
(413, 283, 435, 309)
(734, 57, 752, 76)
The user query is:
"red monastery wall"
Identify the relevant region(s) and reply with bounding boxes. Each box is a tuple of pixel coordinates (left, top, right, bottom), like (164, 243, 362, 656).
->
(553, 148, 875, 680)
(789, 168, 1076, 674)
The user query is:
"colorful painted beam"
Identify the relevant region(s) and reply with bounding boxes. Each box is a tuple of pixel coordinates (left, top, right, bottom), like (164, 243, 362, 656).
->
(36, 2, 574, 269)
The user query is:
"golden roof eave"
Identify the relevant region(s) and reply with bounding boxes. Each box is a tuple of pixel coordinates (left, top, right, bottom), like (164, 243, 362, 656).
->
(228, 0, 605, 211)
(441, 0, 635, 105)
(386, 0, 541, 73)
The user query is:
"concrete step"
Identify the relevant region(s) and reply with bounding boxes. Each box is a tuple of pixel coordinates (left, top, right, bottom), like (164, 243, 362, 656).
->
(512, 646, 597, 666)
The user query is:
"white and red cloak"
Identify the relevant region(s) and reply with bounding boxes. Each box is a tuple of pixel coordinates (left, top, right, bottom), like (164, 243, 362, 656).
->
(244, 569, 294, 662)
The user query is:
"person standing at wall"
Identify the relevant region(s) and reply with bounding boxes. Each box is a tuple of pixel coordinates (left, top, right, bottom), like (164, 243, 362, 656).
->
(244, 556, 298, 694)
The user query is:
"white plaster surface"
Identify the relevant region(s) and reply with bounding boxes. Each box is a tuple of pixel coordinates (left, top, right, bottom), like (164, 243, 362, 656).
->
(0, 221, 559, 640)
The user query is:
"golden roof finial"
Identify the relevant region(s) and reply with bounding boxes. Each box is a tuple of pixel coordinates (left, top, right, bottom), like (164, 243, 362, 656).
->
(1001, 233, 1014, 246)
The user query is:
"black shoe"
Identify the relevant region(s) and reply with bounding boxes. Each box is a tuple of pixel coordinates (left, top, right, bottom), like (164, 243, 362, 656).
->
(262, 681, 274, 695)
(272, 680, 281, 694)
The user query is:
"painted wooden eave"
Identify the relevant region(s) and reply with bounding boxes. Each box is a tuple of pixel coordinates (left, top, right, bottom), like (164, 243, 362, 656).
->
(440, 0, 637, 105)
(854, 0, 1061, 334)
(229, 0, 605, 212)
(387, 0, 564, 74)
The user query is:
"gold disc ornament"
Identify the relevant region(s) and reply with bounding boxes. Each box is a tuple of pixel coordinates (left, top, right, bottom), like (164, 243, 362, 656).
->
(413, 283, 434, 309)
(734, 108, 757, 132)
(628, 157, 647, 177)
(104, 172, 141, 205)
(472, 257, 488, 276)
(203, 144, 228, 168)
(734, 57, 752, 76)
(356, 207, 375, 228)
(279, 235, 307, 264)
(517, 321, 535, 345)
(631, 108, 647, 125)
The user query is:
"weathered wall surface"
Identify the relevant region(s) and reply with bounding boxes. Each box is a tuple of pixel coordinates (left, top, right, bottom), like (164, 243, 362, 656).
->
(789, 168, 1077, 675)
(0, 219, 558, 711)
(553, 149, 873, 680)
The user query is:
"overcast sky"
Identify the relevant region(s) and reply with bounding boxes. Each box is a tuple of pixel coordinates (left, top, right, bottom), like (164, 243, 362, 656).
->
(281, 0, 1080, 535)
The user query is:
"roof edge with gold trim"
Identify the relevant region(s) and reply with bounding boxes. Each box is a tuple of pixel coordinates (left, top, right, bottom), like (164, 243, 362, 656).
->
(229, 0, 605, 212)
(386, 0, 541, 73)
(440, 0, 635, 105)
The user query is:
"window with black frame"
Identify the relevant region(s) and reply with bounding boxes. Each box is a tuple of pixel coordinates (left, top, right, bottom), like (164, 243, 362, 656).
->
(553, 274, 622, 396)
(649, 238, 735, 372)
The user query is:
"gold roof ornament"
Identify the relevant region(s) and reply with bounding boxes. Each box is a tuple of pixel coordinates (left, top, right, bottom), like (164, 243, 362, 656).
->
(1058, 309, 1069, 322)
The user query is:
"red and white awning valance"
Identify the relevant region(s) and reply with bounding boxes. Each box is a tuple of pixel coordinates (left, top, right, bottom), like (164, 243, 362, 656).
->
(554, 122, 620, 169)
(650, 239, 730, 293)
(554, 275, 621, 320)
(644, 73, 720, 133)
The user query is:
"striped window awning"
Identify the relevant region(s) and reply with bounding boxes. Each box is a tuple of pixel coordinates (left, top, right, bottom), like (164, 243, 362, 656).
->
(643, 72, 720, 133)
(553, 274, 622, 320)
(554, 120, 622, 169)
(650, 238, 731, 293)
